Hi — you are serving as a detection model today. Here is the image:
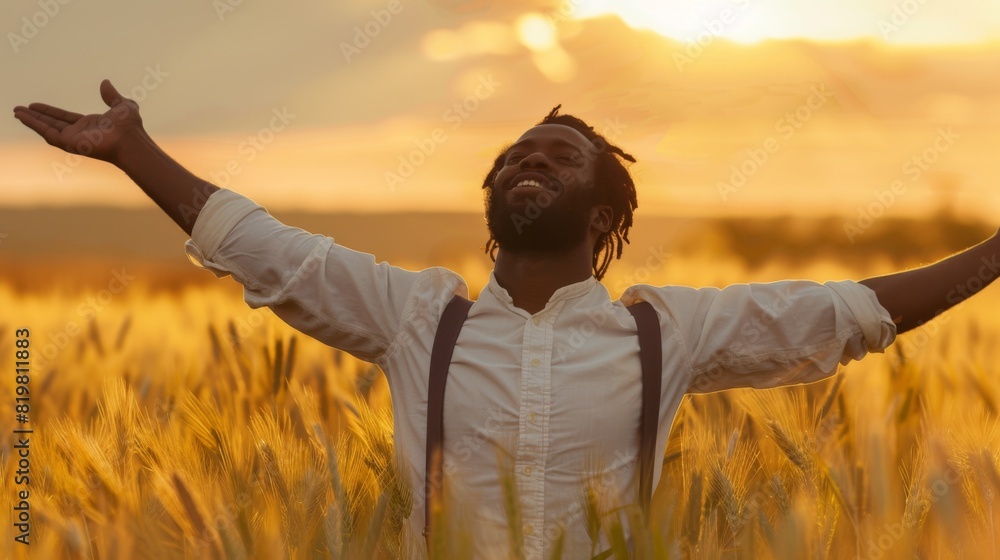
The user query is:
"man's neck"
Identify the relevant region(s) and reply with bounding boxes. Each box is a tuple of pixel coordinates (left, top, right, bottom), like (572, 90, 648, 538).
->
(493, 246, 594, 315)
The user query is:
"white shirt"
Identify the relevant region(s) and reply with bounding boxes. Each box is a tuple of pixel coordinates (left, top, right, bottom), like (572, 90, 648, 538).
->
(184, 188, 897, 559)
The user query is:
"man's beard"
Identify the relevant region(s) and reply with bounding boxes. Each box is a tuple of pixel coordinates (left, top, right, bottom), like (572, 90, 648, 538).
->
(485, 181, 599, 253)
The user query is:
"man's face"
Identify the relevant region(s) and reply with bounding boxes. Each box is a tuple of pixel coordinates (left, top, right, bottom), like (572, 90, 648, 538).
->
(486, 124, 603, 252)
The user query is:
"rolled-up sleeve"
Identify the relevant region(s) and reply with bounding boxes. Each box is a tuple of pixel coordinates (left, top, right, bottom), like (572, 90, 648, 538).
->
(631, 280, 897, 393)
(183, 188, 435, 362)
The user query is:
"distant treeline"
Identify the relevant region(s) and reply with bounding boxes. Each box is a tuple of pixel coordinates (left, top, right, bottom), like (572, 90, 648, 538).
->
(1, 205, 994, 292)
(670, 209, 995, 269)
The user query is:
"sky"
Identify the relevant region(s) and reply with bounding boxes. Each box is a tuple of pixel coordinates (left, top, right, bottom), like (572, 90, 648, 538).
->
(576, 0, 1000, 44)
(3, 0, 1000, 217)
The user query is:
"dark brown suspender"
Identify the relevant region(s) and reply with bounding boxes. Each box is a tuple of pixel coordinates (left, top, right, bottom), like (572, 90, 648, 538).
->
(423, 294, 661, 545)
(627, 300, 662, 517)
(423, 294, 473, 541)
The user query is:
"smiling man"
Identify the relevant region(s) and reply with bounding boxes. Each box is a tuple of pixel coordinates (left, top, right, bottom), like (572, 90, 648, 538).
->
(14, 80, 1000, 559)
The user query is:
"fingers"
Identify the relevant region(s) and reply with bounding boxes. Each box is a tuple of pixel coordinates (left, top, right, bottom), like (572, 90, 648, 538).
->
(100, 79, 125, 108)
(25, 102, 83, 124)
(18, 106, 72, 131)
(13, 108, 63, 148)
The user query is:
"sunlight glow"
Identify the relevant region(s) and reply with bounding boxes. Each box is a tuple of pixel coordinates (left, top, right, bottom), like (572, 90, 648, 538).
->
(570, 0, 1000, 45)
(516, 13, 557, 51)
(421, 29, 464, 61)
(422, 21, 516, 61)
(532, 47, 575, 82)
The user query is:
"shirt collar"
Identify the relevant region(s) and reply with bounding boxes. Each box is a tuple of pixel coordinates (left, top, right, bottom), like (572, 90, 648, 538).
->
(486, 270, 599, 317)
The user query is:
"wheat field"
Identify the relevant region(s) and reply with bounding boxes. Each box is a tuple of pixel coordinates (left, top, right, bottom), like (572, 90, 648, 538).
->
(1, 254, 999, 560)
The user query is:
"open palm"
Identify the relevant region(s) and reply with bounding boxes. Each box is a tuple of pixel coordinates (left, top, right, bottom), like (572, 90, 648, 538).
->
(13, 79, 143, 163)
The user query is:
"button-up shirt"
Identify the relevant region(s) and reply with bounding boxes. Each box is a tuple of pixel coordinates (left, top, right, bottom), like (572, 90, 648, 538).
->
(184, 189, 897, 559)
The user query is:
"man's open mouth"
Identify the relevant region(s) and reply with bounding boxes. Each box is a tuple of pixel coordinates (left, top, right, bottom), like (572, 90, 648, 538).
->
(506, 172, 554, 192)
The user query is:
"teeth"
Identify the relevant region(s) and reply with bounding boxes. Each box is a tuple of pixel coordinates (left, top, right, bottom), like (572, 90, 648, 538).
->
(515, 179, 543, 188)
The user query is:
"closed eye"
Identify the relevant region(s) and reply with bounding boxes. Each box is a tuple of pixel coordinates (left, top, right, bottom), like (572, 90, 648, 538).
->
(505, 153, 581, 165)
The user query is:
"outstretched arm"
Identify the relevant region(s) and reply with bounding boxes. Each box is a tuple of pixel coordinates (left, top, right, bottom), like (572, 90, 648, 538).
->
(14, 79, 471, 363)
(859, 230, 1000, 334)
(13, 79, 218, 235)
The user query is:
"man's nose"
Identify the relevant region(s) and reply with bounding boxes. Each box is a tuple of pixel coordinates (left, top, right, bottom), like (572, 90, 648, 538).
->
(519, 151, 551, 168)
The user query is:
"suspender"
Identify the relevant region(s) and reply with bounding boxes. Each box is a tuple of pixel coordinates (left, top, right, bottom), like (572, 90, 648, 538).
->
(628, 300, 662, 516)
(423, 295, 473, 541)
(423, 294, 661, 545)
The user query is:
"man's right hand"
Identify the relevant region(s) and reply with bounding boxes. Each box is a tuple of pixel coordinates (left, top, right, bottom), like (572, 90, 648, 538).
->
(13, 79, 143, 164)
(14, 78, 218, 236)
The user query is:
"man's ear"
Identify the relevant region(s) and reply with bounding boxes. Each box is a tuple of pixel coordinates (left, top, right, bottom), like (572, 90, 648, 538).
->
(590, 205, 613, 233)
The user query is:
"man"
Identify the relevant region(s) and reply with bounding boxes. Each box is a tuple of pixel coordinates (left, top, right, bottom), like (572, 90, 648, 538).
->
(14, 80, 1000, 559)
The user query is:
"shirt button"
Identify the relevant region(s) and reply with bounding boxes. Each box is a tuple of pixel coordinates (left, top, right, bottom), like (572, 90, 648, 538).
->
(533, 318, 541, 326)
(527, 412, 536, 423)
(523, 465, 533, 476)
(523, 524, 533, 536)
(531, 358, 541, 367)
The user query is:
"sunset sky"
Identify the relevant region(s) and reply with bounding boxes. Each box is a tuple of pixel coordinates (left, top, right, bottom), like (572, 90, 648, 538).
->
(4, 0, 1000, 217)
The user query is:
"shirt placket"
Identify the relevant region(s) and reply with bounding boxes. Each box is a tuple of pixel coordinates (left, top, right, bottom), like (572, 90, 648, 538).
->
(516, 305, 559, 559)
